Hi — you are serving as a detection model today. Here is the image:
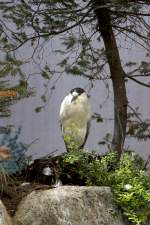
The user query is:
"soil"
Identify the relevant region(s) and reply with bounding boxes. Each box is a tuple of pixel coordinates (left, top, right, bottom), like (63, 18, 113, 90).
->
(0, 180, 50, 216)
(0, 153, 86, 216)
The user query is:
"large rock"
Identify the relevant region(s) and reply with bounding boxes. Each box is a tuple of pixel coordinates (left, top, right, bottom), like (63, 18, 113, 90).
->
(0, 200, 13, 225)
(14, 186, 125, 225)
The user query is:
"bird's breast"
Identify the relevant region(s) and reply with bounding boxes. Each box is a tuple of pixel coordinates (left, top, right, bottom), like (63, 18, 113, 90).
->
(59, 93, 91, 148)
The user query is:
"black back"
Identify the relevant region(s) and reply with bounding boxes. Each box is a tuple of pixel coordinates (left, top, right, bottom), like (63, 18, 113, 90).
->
(70, 87, 85, 95)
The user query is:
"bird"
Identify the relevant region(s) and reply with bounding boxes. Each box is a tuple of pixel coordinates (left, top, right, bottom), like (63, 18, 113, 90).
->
(59, 87, 91, 151)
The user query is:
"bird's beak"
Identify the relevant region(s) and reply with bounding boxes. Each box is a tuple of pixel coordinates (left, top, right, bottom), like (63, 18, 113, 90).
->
(71, 95, 78, 102)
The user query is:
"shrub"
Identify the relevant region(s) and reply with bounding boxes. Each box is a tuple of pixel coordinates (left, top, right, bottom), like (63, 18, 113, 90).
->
(0, 127, 29, 174)
(64, 146, 150, 225)
(112, 153, 150, 225)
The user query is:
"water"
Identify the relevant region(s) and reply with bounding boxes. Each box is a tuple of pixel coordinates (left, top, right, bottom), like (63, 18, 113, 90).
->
(2, 73, 150, 159)
(1, 36, 150, 159)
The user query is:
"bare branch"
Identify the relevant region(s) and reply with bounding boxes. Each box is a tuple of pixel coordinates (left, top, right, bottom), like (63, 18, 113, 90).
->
(110, 9, 150, 17)
(125, 73, 150, 88)
(113, 25, 150, 41)
(114, 26, 150, 51)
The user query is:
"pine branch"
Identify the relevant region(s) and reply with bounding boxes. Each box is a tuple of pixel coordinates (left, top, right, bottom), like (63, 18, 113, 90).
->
(125, 73, 150, 88)
(7, 8, 93, 52)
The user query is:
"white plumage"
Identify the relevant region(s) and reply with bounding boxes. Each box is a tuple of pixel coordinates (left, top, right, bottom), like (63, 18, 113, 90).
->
(59, 88, 91, 150)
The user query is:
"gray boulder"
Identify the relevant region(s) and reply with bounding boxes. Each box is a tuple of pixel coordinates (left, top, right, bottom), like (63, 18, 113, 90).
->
(14, 186, 125, 225)
(0, 200, 13, 225)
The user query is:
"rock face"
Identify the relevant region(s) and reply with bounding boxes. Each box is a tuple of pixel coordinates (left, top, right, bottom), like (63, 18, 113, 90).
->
(0, 200, 13, 225)
(14, 186, 124, 225)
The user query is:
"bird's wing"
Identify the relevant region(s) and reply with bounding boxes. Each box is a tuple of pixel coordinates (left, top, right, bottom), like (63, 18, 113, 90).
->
(59, 118, 71, 151)
(80, 120, 91, 149)
(59, 119, 63, 134)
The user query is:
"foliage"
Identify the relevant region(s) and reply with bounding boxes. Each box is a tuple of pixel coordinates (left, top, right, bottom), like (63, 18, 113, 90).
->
(63, 125, 84, 151)
(112, 153, 150, 225)
(64, 143, 150, 225)
(0, 53, 35, 134)
(0, 127, 29, 174)
(0, 0, 149, 79)
(0, 1, 150, 156)
(127, 107, 150, 141)
(135, 120, 150, 141)
(0, 53, 35, 138)
(0, 0, 149, 85)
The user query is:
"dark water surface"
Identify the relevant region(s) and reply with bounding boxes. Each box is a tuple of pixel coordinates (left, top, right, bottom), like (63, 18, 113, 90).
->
(2, 73, 150, 160)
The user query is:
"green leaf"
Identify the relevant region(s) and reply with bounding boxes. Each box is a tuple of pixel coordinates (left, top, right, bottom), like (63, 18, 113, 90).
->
(41, 95, 47, 103)
(35, 106, 43, 113)
(65, 66, 83, 75)
(41, 71, 50, 80)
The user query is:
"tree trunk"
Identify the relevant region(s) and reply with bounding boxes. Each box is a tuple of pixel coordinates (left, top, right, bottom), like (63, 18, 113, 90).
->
(93, 2, 128, 157)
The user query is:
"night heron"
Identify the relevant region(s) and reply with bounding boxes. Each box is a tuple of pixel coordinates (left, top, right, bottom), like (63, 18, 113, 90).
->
(59, 87, 91, 151)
